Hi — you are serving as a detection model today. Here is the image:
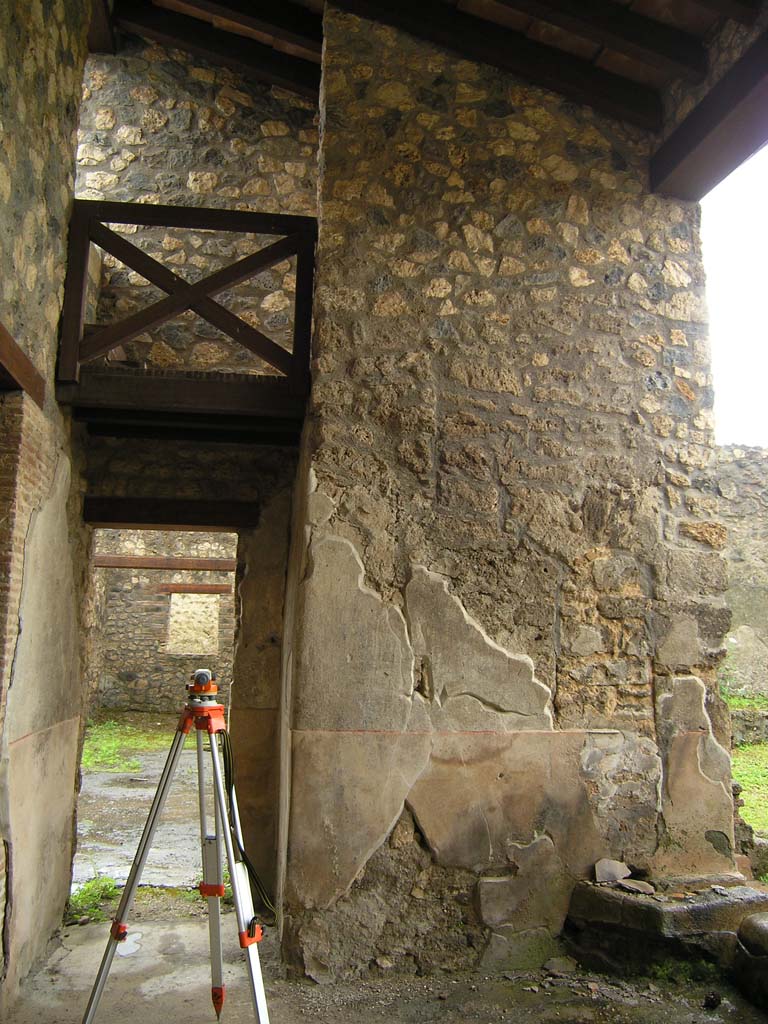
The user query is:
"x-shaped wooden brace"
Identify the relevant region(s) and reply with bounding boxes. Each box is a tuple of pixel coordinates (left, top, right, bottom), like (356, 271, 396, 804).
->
(82, 222, 310, 376)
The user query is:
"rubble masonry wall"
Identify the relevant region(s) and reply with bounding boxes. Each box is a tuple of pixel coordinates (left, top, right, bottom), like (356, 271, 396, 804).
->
(0, 0, 90, 1008)
(280, 6, 735, 979)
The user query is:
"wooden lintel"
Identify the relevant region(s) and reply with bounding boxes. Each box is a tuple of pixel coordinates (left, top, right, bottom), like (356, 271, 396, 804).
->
(337, 0, 663, 130)
(114, 0, 321, 99)
(75, 198, 316, 237)
(93, 554, 237, 570)
(57, 368, 307, 418)
(84, 497, 260, 530)
(650, 29, 768, 201)
(153, 582, 233, 594)
(494, 0, 706, 81)
(0, 320, 46, 409)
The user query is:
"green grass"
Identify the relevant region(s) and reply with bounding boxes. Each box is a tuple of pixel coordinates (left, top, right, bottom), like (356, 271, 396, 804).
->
(66, 876, 119, 923)
(81, 718, 175, 772)
(648, 958, 720, 985)
(721, 690, 768, 711)
(732, 743, 768, 837)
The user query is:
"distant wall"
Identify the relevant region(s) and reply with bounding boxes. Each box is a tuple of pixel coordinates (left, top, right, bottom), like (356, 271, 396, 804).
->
(90, 530, 237, 713)
(717, 446, 768, 697)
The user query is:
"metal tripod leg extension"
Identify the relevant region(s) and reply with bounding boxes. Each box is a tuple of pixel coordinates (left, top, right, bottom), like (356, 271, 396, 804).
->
(80, 668, 272, 1024)
(210, 733, 270, 1024)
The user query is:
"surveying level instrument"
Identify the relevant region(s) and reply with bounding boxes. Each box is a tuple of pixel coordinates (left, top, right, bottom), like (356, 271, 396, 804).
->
(82, 668, 275, 1023)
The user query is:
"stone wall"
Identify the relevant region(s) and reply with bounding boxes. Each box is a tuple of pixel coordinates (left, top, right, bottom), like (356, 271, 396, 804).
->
(0, 2, 91, 1007)
(716, 446, 768, 697)
(279, 7, 735, 980)
(76, 39, 318, 373)
(90, 530, 236, 713)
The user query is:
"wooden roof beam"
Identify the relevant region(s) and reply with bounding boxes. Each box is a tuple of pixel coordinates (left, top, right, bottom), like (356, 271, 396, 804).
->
(0, 320, 46, 410)
(651, 28, 768, 201)
(153, 0, 323, 57)
(114, 0, 321, 98)
(493, 0, 707, 82)
(83, 496, 261, 530)
(690, 0, 761, 25)
(93, 554, 237, 570)
(338, 0, 663, 131)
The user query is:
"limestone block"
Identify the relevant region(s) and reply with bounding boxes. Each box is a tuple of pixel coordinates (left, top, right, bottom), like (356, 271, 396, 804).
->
(569, 880, 768, 938)
(656, 615, 700, 669)
(405, 566, 552, 731)
(293, 535, 429, 733)
(286, 730, 432, 908)
(480, 927, 563, 971)
(739, 913, 768, 957)
(476, 835, 571, 935)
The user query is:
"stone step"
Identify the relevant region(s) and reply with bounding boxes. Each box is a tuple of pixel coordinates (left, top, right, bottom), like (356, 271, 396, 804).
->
(568, 879, 768, 940)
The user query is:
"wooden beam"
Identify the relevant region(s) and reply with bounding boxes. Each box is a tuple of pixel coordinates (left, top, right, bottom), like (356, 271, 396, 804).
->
(289, 233, 315, 396)
(93, 554, 237, 570)
(493, 0, 706, 81)
(690, 0, 761, 25)
(650, 29, 768, 201)
(58, 202, 92, 384)
(153, 582, 233, 593)
(77, 198, 317, 238)
(337, 0, 663, 131)
(78, 411, 303, 444)
(84, 497, 260, 529)
(86, 222, 295, 374)
(57, 367, 307, 417)
(114, 0, 321, 98)
(89, 0, 117, 52)
(154, 0, 322, 55)
(0, 320, 46, 409)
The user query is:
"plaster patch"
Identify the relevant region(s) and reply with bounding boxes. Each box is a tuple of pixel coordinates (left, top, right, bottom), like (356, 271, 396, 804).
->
(405, 566, 553, 730)
(293, 535, 429, 733)
(653, 676, 735, 874)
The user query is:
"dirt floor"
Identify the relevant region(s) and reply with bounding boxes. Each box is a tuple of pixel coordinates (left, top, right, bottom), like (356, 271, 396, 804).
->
(7, 903, 768, 1024)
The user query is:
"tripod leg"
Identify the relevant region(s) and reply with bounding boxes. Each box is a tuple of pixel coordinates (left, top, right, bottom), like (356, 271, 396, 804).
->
(209, 734, 271, 1024)
(197, 730, 225, 1018)
(82, 727, 188, 1024)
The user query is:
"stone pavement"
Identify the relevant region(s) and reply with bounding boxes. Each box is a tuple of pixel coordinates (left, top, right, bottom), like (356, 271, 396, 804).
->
(6, 916, 768, 1024)
(73, 745, 206, 889)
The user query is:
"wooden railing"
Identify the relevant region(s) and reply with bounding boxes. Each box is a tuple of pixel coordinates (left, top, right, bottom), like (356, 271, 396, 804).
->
(58, 199, 316, 396)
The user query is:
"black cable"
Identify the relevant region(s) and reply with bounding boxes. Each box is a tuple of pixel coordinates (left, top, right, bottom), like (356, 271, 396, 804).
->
(219, 730, 277, 926)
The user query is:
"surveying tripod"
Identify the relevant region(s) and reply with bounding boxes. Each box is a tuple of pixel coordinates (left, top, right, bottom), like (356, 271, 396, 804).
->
(82, 670, 272, 1023)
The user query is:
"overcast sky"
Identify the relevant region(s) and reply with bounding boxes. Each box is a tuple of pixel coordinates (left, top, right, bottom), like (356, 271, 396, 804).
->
(700, 144, 768, 448)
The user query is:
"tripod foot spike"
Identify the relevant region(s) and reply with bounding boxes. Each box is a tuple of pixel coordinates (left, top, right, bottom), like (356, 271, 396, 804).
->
(212, 984, 225, 1018)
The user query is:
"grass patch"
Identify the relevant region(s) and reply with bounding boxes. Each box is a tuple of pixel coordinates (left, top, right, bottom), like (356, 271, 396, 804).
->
(648, 958, 721, 985)
(66, 876, 119, 923)
(732, 743, 768, 837)
(722, 690, 768, 711)
(81, 717, 175, 772)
